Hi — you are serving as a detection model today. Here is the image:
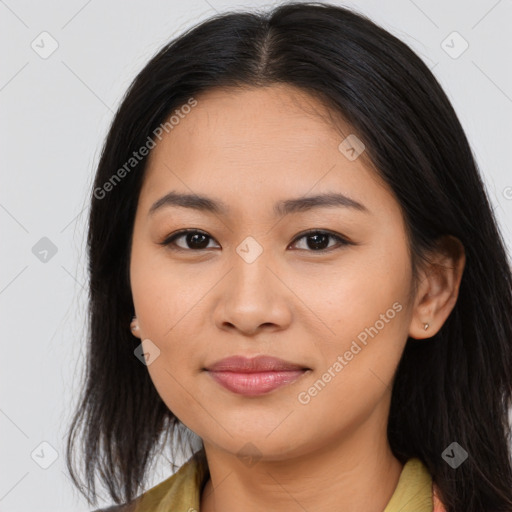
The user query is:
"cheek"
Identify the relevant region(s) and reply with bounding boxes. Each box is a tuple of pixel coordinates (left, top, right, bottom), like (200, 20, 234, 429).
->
(298, 297, 409, 438)
(130, 244, 208, 418)
(305, 245, 412, 391)
(130, 242, 198, 338)
(295, 248, 411, 337)
(146, 360, 193, 424)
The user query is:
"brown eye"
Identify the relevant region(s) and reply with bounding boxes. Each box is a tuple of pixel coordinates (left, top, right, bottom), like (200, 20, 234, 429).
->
(289, 230, 351, 252)
(160, 229, 219, 251)
(159, 228, 351, 253)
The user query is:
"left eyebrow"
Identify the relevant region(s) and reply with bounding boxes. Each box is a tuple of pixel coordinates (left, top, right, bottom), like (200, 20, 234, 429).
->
(274, 192, 370, 216)
(148, 190, 370, 217)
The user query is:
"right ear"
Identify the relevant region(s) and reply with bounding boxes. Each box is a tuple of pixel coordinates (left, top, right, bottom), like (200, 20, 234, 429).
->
(130, 316, 141, 338)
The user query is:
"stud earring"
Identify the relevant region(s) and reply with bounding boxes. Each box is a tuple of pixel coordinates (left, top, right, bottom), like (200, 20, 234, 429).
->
(424, 323, 430, 330)
(130, 316, 139, 332)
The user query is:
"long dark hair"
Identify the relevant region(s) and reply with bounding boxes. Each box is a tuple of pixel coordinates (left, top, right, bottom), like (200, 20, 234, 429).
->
(66, 3, 512, 510)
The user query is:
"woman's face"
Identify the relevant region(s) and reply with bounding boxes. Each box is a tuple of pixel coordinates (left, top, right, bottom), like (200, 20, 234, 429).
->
(130, 84, 419, 460)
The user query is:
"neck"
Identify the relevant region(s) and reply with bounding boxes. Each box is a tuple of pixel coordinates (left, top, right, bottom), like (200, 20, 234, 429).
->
(200, 413, 404, 512)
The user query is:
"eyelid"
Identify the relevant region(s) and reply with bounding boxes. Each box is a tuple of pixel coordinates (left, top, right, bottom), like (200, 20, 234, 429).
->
(159, 228, 353, 252)
(289, 228, 351, 251)
(159, 228, 218, 249)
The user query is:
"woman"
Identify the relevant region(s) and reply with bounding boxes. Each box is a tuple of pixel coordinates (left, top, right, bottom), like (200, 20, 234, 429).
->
(66, 2, 512, 511)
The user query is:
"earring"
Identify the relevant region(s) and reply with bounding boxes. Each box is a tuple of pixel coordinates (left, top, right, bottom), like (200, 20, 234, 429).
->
(130, 316, 139, 332)
(424, 323, 430, 330)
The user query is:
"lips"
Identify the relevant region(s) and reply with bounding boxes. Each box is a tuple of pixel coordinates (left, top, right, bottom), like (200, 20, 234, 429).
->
(204, 355, 310, 396)
(205, 355, 309, 373)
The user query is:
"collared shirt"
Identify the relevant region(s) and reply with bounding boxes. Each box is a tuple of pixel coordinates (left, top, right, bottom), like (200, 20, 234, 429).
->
(94, 449, 446, 511)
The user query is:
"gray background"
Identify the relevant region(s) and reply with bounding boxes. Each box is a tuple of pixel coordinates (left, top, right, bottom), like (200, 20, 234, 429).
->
(1, 0, 511, 510)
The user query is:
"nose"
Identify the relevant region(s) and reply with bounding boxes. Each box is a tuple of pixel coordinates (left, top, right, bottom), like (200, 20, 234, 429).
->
(213, 249, 293, 337)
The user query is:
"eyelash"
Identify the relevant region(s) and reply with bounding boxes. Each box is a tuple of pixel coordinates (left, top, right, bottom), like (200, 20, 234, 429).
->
(159, 228, 352, 253)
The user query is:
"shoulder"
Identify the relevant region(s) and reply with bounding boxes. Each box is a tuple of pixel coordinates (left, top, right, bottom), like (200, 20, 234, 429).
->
(90, 449, 209, 512)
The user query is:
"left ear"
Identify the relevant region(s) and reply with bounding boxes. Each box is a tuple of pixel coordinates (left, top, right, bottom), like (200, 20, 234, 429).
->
(408, 235, 466, 340)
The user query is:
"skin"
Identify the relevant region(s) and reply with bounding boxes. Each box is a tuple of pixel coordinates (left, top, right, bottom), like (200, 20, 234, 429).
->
(129, 84, 465, 512)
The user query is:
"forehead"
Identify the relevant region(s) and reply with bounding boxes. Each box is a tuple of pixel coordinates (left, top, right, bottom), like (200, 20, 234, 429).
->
(156, 84, 349, 154)
(139, 84, 392, 218)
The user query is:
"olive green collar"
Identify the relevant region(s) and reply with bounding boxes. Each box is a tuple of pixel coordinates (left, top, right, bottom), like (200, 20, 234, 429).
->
(133, 449, 432, 512)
